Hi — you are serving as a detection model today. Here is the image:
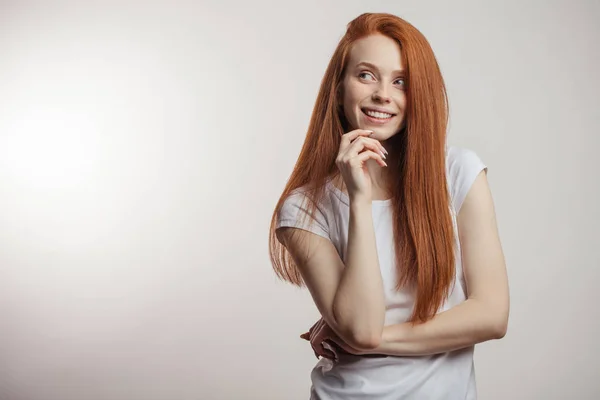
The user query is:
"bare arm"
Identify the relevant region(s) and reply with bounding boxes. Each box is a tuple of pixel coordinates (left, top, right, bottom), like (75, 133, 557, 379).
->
(277, 198, 385, 350)
(333, 198, 386, 348)
(364, 170, 510, 356)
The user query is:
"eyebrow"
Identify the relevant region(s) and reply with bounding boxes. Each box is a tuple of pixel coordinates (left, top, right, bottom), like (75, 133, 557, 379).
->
(355, 61, 405, 75)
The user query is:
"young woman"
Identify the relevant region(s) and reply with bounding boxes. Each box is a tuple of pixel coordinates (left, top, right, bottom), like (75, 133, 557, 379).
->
(268, 12, 509, 400)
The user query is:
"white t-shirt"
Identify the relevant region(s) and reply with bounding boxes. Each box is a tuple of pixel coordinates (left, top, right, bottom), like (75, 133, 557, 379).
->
(276, 146, 488, 400)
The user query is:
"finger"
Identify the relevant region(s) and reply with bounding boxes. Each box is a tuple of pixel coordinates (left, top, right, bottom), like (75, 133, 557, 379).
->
(340, 129, 374, 151)
(310, 324, 327, 353)
(312, 320, 327, 341)
(342, 129, 374, 142)
(353, 150, 388, 168)
(309, 318, 322, 335)
(313, 318, 325, 333)
(312, 324, 336, 359)
(342, 137, 387, 161)
(303, 318, 323, 341)
(354, 136, 387, 157)
(349, 136, 387, 157)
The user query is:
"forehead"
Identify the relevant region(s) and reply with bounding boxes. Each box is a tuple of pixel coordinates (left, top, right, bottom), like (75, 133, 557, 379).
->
(347, 34, 404, 70)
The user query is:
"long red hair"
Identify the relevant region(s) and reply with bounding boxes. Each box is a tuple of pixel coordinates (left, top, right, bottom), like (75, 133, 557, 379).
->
(268, 12, 455, 324)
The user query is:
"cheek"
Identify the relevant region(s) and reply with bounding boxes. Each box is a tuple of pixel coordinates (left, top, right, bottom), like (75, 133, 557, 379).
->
(396, 94, 408, 111)
(344, 82, 368, 103)
(345, 95, 366, 117)
(342, 93, 361, 112)
(344, 102, 363, 123)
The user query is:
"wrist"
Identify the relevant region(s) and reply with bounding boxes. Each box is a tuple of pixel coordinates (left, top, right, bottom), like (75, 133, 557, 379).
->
(381, 323, 409, 345)
(349, 196, 372, 209)
(380, 325, 393, 345)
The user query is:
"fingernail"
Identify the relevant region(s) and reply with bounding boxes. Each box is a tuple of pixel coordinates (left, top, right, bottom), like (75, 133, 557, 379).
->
(380, 151, 386, 159)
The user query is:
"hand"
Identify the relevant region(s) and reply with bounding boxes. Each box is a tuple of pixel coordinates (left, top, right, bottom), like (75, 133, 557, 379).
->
(336, 129, 388, 202)
(300, 318, 336, 360)
(300, 317, 368, 361)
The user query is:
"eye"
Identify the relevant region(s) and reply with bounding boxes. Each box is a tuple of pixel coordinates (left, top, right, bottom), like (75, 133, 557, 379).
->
(358, 72, 375, 80)
(394, 78, 406, 87)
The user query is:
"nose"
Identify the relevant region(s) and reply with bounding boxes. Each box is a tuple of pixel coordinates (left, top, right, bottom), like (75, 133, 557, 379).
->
(372, 83, 391, 103)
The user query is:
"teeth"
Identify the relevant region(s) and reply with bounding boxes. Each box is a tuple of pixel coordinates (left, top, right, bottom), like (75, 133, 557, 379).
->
(365, 109, 393, 119)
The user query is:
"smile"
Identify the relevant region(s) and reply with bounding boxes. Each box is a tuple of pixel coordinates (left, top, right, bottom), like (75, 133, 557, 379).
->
(361, 108, 395, 124)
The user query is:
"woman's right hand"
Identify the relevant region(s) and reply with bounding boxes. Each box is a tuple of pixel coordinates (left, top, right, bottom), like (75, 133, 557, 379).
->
(335, 129, 388, 202)
(300, 317, 369, 361)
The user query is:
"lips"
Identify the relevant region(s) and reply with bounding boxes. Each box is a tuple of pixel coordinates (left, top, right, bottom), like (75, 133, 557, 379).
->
(361, 109, 395, 120)
(361, 107, 396, 116)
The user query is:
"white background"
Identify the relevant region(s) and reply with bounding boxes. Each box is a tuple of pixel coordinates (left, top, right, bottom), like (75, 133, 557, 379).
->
(0, 1, 598, 399)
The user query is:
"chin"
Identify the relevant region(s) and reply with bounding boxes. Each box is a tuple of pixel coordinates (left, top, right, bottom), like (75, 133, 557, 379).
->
(365, 128, 400, 139)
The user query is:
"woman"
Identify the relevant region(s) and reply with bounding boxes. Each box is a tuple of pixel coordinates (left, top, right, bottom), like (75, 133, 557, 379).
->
(268, 12, 509, 400)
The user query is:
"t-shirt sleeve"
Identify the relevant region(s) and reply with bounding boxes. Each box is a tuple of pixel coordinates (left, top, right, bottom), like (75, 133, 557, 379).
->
(276, 190, 330, 240)
(449, 147, 488, 213)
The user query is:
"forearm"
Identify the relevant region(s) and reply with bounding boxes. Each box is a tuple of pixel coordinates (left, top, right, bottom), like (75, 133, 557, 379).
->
(333, 199, 386, 348)
(366, 299, 507, 356)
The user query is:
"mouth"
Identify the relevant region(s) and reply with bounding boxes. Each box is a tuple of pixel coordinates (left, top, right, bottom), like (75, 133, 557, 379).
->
(361, 108, 396, 124)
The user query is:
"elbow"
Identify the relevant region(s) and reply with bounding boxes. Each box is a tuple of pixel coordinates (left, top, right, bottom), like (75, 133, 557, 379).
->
(481, 298, 508, 340)
(492, 320, 508, 339)
(332, 306, 382, 350)
(489, 311, 508, 339)
(344, 317, 382, 350)
(351, 331, 381, 350)
(336, 319, 381, 350)
(336, 322, 381, 350)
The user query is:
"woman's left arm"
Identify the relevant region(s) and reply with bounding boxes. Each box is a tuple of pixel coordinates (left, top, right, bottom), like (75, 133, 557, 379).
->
(366, 170, 510, 357)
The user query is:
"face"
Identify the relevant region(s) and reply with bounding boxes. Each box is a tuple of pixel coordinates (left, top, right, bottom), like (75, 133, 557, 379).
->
(338, 34, 407, 141)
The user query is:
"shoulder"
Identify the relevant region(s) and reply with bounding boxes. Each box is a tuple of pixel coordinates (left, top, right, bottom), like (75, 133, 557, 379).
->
(446, 145, 488, 214)
(276, 185, 333, 240)
(446, 146, 486, 176)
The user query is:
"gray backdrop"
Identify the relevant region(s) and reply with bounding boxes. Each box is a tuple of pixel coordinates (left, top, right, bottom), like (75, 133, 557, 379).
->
(0, 1, 598, 399)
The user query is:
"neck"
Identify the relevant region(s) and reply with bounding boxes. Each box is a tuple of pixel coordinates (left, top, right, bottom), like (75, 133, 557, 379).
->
(364, 158, 390, 190)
